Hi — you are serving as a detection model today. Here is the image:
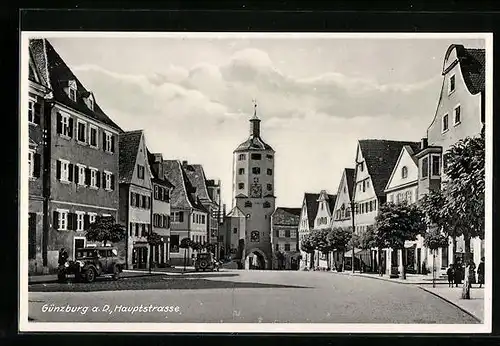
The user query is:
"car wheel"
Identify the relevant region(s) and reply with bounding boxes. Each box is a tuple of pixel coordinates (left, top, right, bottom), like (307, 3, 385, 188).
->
(113, 265, 121, 281)
(57, 272, 66, 283)
(85, 268, 96, 283)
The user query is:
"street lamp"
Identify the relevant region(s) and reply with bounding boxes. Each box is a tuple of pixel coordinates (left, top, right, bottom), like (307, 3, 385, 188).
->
(350, 200, 358, 274)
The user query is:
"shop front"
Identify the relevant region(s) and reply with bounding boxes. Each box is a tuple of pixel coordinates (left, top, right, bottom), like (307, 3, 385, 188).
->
(132, 242, 149, 269)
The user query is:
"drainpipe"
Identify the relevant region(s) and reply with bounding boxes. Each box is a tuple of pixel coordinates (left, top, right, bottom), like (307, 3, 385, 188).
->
(41, 100, 54, 268)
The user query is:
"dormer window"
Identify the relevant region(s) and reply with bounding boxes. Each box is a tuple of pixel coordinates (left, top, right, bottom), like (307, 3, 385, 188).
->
(88, 98, 94, 111)
(401, 166, 408, 179)
(85, 92, 95, 111)
(68, 80, 77, 102)
(448, 74, 456, 95)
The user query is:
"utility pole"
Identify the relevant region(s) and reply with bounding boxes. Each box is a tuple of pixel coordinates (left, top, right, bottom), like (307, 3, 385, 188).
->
(217, 182, 222, 260)
(350, 199, 356, 274)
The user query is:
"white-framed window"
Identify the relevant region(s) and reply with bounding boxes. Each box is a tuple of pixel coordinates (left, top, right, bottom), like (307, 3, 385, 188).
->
(77, 164, 86, 186)
(366, 180, 370, 189)
(104, 171, 112, 190)
(60, 113, 71, 137)
(28, 149, 35, 178)
(28, 97, 38, 124)
(453, 104, 461, 125)
(238, 154, 246, 161)
(102, 214, 112, 217)
(59, 159, 70, 182)
(90, 168, 98, 188)
(290, 230, 297, 238)
(105, 131, 113, 152)
(431, 154, 441, 177)
(442, 113, 449, 133)
(88, 212, 97, 224)
(76, 211, 85, 231)
(89, 125, 98, 148)
(76, 119, 87, 143)
(57, 209, 69, 231)
(448, 74, 456, 95)
(68, 80, 77, 101)
(279, 230, 286, 238)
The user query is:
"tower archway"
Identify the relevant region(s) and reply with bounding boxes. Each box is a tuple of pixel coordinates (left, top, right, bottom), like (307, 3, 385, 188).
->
(245, 247, 269, 270)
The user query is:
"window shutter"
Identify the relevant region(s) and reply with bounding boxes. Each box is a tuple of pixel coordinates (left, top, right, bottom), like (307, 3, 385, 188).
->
(85, 168, 91, 185)
(103, 133, 107, 151)
(56, 160, 61, 180)
(68, 117, 74, 138)
(53, 211, 59, 229)
(96, 171, 101, 188)
(33, 153, 41, 178)
(56, 113, 62, 134)
(163, 215, 167, 229)
(111, 135, 115, 152)
(110, 174, 115, 190)
(83, 214, 90, 230)
(74, 166, 79, 183)
(68, 164, 74, 182)
(34, 103, 41, 125)
(67, 213, 74, 230)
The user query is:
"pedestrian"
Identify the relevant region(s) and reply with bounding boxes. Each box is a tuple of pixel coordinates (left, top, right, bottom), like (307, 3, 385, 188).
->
(58, 247, 68, 266)
(446, 264, 454, 287)
(453, 262, 462, 287)
(477, 257, 485, 288)
(468, 259, 476, 287)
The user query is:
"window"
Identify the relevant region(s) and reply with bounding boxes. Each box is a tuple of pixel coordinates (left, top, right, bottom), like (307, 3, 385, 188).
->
(76, 212, 85, 231)
(172, 211, 184, 223)
(201, 215, 205, 224)
(267, 183, 272, 191)
(137, 165, 145, 179)
(104, 171, 113, 190)
(88, 213, 97, 224)
(421, 157, 429, 178)
(244, 201, 252, 208)
(238, 168, 245, 175)
(77, 120, 87, 143)
(90, 169, 98, 188)
(449, 74, 456, 94)
(343, 186, 347, 194)
(360, 162, 364, 172)
(238, 182, 244, 189)
(74, 164, 84, 186)
(233, 227, 237, 234)
(366, 180, 370, 188)
(275, 244, 279, 251)
(290, 230, 297, 238)
(362, 180, 366, 192)
(170, 235, 179, 253)
(238, 154, 246, 161)
(57, 159, 71, 182)
(442, 114, 449, 132)
(28, 150, 35, 178)
(266, 154, 273, 160)
(285, 230, 291, 237)
(279, 230, 286, 238)
(57, 113, 73, 138)
(252, 167, 261, 174)
(401, 166, 408, 179)
(56, 209, 69, 231)
(251, 153, 262, 160)
(154, 186, 159, 199)
(284, 244, 291, 251)
(454, 105, 461, 125)
(431, 155, 441, 177)
(104, 132, 114, 153)
(28, 98, 40, 125)
(89, 125, 98, 148)
(267, 169, 273, 175)
(88, 98, 94, 111)
(28, 213, 36, 259)
(68, 81, 77, 101)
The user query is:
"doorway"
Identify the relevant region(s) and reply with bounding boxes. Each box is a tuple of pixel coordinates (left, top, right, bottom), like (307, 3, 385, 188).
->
(133, 247, 148, 269)
(416, 248, 422, 274)
(73, 237, 86, 259)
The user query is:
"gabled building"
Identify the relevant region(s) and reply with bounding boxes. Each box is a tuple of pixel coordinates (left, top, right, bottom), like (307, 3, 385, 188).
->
(312, 191, 337, 268)
(29, 39, 122, 271)
(353, 139, 420, 273)
(271, 207, 301, 270)
(206, 179, 223, 256)
(27, 41, 51, 274)
(223, 206, 247, 265)
(331, 168, 355, 230)
(163, 160, 209, 266)
(384, 144, 425, 274)
(148, 151, 174, 267)
(118, 130, 153, 269)
(416, 44, 485, 269)
(297, 192, 320, 269)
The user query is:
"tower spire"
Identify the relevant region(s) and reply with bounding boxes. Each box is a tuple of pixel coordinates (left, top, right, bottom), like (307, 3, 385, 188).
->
(252, 98, 258, 119)
(250, 98, 261, 137)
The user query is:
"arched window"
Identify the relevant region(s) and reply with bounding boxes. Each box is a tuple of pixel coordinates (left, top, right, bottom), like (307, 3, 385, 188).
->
(245, 201, 252, 208)
(401, 166, 408, 179)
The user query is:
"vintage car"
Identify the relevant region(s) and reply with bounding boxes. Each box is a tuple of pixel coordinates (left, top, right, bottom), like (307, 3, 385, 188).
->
(194, 252, 219, 272)
(57, 246, 125, 283)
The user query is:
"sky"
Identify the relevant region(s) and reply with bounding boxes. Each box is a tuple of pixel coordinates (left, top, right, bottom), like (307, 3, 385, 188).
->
(45, 34, 485, 209)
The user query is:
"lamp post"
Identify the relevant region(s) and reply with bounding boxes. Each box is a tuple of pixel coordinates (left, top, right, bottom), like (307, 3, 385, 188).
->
(350, 200, 358, 274)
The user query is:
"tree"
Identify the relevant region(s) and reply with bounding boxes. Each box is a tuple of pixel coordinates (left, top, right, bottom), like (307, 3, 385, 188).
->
(423, 228, 450, 287)
(179, 237, 193, 271)
(442, 131, 485, 299)
(358, 225, 377, 272)
(311, 228, 334, 269)
(146, 231, 163, 273)
(300, 233, 316, 269)
(85, 215, 126, 246)
(327, 227, 351, 271)
(374, 202, 426, 279)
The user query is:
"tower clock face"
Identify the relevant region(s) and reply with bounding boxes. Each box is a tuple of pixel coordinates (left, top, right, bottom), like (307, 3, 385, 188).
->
(250, 183, 262, 198)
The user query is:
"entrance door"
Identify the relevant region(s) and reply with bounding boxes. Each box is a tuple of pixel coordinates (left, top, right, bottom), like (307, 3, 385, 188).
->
(416, 248, 421, 274)
(74, 238, 85, 260)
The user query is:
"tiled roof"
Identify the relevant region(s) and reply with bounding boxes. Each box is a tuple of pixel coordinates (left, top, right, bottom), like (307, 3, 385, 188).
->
(163, 160, 193, 209)
(272, 207, 302, 226)
(358, 140, 420, 197)
(344, 168, 355, 199)
(234, 135, 274, 152)
(29, 39, 122, 132)
(327, 194, 337, 214)
(304, 193, 320, 229)
(118, 130, 143, 183)
(227, 206, 246, 218)
(183, 163, 213, 204)
(448, 45, 485, 95)
(147, 150, 174, 188)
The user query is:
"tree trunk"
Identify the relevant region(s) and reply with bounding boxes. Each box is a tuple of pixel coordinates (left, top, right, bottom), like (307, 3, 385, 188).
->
(452, 236, 457, 264)
(378, 248, 383, 276)
(103, 239, 107, 246)
(310, 252, 315, 269)
(342, 250, 345, 272)
(461, 236, 472, 299)
(149, 245, 152, 274)
(401, 248, 406, 280)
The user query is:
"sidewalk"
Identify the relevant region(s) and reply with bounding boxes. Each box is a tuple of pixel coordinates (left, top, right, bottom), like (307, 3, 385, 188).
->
(332, 270, 448, 285)
(418, 286, 484, 322)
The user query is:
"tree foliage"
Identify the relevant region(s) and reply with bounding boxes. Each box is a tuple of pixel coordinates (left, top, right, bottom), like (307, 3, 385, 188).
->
(85, 215, 126, 246)
(146, 231, 163, 246)
(358, 225, 377, 250)
(179, 237, 193, 249)
(300, 233, 315, 254)
(374, 202, 426, 250)
(327, 227, 352, 253)
(309, 228, 333, 254)
(423, 228, 449, 250)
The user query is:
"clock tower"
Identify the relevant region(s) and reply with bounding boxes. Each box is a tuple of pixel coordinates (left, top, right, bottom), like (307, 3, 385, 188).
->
(232, 101, 275, 269)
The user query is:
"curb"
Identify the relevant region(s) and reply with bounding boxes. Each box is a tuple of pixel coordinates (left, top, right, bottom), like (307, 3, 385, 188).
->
(417, 286, 482, 323)
(331, 271, 448, 285)
(28, 272, 172, 285)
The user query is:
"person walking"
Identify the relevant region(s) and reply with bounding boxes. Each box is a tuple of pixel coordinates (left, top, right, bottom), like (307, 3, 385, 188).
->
(58, 247, 68, 266)
(468, 258, 477, 288)
(477, 257, 485, 288)
(453, 262, 462, 288)
(446, 264, 454, 288)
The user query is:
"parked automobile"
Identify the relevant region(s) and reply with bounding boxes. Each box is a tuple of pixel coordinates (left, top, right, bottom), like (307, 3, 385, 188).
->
(57, 246, 125, 283)
(194, 252, 219, 272)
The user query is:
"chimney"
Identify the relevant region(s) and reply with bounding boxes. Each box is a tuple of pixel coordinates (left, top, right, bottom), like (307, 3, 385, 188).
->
(421, 138, 428, 150)
(182, 160, 188, 167)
